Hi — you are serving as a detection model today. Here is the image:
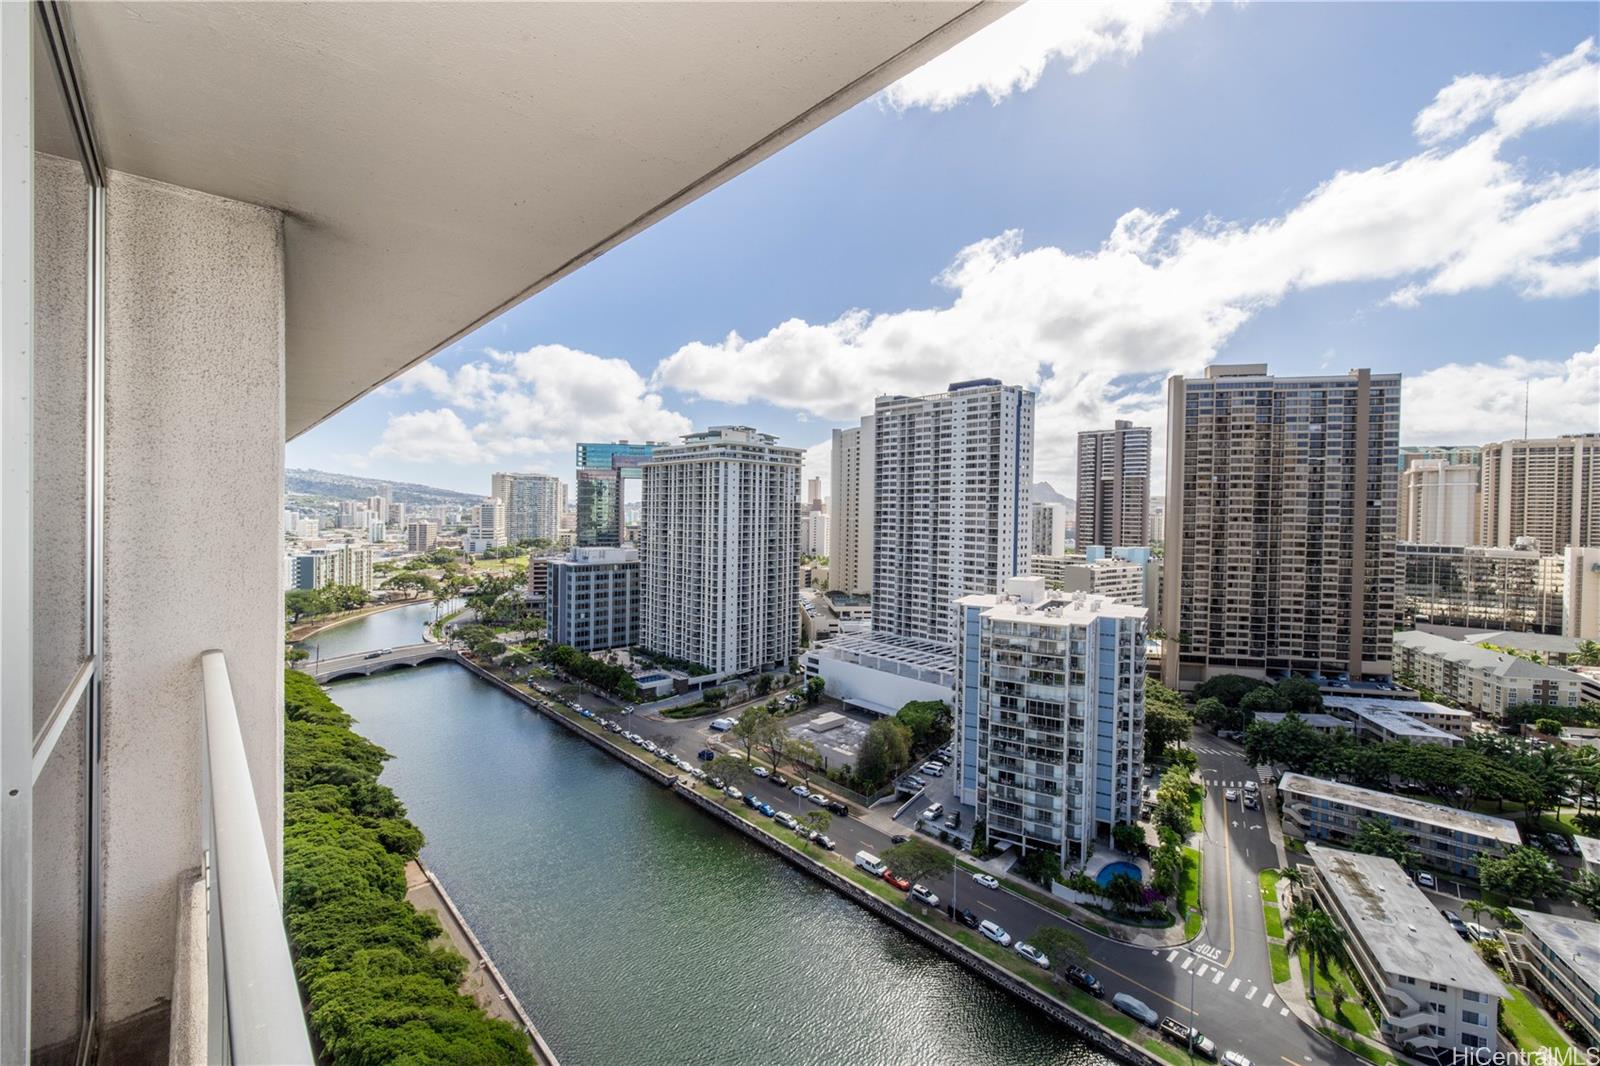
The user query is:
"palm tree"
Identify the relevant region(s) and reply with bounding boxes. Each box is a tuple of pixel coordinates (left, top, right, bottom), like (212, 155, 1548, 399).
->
(1285, 903, 1348, 1000)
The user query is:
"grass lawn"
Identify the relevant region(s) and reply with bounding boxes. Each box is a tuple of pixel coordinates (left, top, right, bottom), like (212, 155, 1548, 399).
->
(1259, 868, 1280, 903)
(1189, 788, 1204, 835)
(1259, 870, 1285, 939)
(1269, 942, 1290, 983)
(1299, 950, 1378, 1037)
(1180, 847, 1202, 938)
(1318, 1027, 1395, 1066)
(1501, 986, 1578, 1054)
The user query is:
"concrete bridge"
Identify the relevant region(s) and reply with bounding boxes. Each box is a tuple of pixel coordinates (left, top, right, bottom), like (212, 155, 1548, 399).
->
(297, 642, 460, 683)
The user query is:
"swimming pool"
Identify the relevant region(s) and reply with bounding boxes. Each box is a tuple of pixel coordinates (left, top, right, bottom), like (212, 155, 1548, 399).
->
(1096, 861, 1143, 887)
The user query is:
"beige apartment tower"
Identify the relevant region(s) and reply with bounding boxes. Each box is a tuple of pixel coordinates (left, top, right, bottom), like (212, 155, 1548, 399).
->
(828, 416, 875, 594)
(1161, 365, 1400, 688)
(1398, 458, 1479, 545)
(1076, 420, 1151, 548)
(1477, 434, 1600, 551)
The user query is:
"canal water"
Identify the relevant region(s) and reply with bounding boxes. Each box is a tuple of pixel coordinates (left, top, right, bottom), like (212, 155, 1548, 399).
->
(319, 609, 1109, 1066)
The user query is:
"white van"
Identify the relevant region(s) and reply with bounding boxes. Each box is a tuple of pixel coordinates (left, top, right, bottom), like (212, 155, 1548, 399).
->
(709, 717, 736, 732)
(854, 850, 887, 876)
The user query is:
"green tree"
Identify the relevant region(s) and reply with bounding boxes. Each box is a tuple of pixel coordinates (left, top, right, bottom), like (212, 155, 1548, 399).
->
(804, 676, 826, 705)
(1016, 847, 1063, 887)
(1572, 871, 1600, 916)
(1112, 822, 1145, 855)
(1534, 718, 1563, 737)
(731, 703, 774, 764)
(1028, 926, 1087, 975)
(1350, 819, 1421, 870)
(1285, 902, 1348, 1000)
(801, 809, 832, 847)
(1194, 673, 1271, 708)
(285, 587, 324, 624)
(1239, 685, 1286, 715)
(286, 645, 311, 663)
(882, 839, 952, 886)
(1479, 846, 1562, 900)
(894, 700, 950, 751)
(970, 817, 988, 858)
(856, 717, 911, 791)
(1103, 872, 1144, 914)
(1144, 699, 1193, 761)
(1575, 640, 1600, 667)
(1275, 676, 1324, 713)
(754, 673, 774, 696)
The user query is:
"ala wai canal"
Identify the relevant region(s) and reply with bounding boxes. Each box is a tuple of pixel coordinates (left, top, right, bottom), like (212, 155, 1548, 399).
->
(316, 607, 1111, 1066)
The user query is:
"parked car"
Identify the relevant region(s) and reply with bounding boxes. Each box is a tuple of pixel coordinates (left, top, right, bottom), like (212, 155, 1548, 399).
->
(791, 785, 811, 798)
(956, 908, 981, 929)
(1466, 922, 1497, 942)
(854, 851, 887, 876)
(905, 775, 927, 788)
(709, 717, 735, 732)
(978, 919, 1011, 946)
(882, 869, 911, 891)
(725, 787, 742, 800)
(890, 834, 909, 845)
(1014, 942, 1049, 969)
(752, 766, 770, 778)
(943, 813, 962, 831)
(972, 873, 999, 890)
(774, 812, 798, 830)
(1162, 1017, 1215, 1058)
(709, 776, 726, 790)
(910, 884, 940, 907)
(1547, 834, 1573, 856)
(1064, 965, 1103, 997)
(743, 793, 759, 809)
(807, 792, 828, 806)
(814, 834, 836, 851)
(921, 803, 945, 822)
(1416, 871, 1438, 890)
(919, 763, 945, 776)
(1113, 994, 1158, 1027)
(756, 803, 775, 818)
(1222, 1052, 1253, 1066)
(826, 801, 849, 816)
(697, 749, 716, 761)
(1441, 909, 1470, 939)
(771, 773, 789, 787)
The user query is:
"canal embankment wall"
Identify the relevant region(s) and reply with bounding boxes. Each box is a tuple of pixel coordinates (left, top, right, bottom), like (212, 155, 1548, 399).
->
(455, 658, 1162, 1066)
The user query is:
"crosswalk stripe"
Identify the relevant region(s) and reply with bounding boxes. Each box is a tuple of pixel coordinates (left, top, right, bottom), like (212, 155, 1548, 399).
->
(1229, 979, 1240, 992)
(1262, 993, 1275, 1009)
(1245, 986, 1256, 1000)
(1182, 956, 1194, 971)
(1281, 1007, 1290, 1017)
(1212, 970, 1223, 985)
(1196, 964, 1208, 978)
(1167, 950, 1178, 962)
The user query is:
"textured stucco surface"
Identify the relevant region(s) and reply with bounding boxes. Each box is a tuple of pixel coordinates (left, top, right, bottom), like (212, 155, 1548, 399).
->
(101, 171, 284, 1024)
(30, 150, 88, 1054)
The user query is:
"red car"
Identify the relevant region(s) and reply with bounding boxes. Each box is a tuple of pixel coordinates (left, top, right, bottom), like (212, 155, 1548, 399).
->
(882, 869, 911, 891)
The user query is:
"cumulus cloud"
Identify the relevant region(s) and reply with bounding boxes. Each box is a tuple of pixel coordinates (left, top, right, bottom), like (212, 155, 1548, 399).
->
(371, 345, 692, 465)
(656, 41, 1600, 488)
(1401, 345, 1600, 444)
(881, 1, 1202, 112)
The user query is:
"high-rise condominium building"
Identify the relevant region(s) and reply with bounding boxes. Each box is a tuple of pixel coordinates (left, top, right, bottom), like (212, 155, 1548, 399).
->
(958, 577, 1146, 857)
(873, 380, 1034, 646)
(1478, 434, 1600, 551)
(472, 497, 508, 548)
(828, 417, 875, 595)
(405, 520, 438, 553)
(800, 510, 830, 557)
(1076, 420, 1151, 548)
(1030, 501, 1068, 557)
(1398, 540, 1563, 633)
(491, 471, 562, 543)
(1399, 458, 1479, 545)
(575, 441, 660, 547)
(640, 426, 801, 677)
(806, 476, 824, 512)
(1162, 364, 1400, 688)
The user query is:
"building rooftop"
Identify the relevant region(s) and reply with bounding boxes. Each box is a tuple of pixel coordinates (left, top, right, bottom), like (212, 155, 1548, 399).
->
(1324, 695, 1472, 720)
(1307, 845, 1508, 997)
(1393, 630, 1584, 683)
(808, 632, 957, 686)
(1465, 631, 1584, 657)
(1324, 697, 1461, 742)
(1255, 712, 1350, 731)
(1511, 909, 1600, 986)
(1572, 835, 1600, 868)
(1280, 774, 1523, 845)
(959, 581, 1148, 626)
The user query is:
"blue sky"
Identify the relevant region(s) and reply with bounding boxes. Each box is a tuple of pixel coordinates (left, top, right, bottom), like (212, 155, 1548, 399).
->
(289, 2, 1600, 498)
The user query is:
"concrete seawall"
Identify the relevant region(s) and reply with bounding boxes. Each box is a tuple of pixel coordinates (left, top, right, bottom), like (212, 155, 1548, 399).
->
(454, 659, 1162, 1066)
(404, 858, 561, 1066)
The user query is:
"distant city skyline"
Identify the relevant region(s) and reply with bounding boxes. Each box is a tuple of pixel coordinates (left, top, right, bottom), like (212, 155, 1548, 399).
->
(287, 4, 1599, 498)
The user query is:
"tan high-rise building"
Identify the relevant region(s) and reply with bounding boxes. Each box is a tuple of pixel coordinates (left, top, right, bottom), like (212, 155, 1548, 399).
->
(828, 416, 875, 595)
(1477, 434, 1600, 551)
(1399, 458, 1480, 545)
(1076, 420, 1151, 548)
(1161, 365, 1400, 688)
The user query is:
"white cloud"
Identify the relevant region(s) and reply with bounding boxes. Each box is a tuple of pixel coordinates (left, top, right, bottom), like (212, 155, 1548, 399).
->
(656, 41, 1600, 488)
(1401, 344, 1600, 444)
(1414, 38, 1598, 145)
(881, 1, 1202, 112)
(371, 345, 692, 466)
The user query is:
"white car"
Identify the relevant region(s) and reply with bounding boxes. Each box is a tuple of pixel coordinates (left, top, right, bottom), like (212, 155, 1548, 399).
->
(1243, 779, 1259, 794)
(774, 812, 798, 830)
(919, 763, 945, 776)
(806, 792, 828, 806)
(1416, 871, 1438, 890)
(1222, 1052, 1253, 1066)
(791, 785, 811, 798)
(752, 766, 770, 778)
(979, 919, 1011, 946)
(910, 884, 940, 907)
(1014, 942, 1049, 969)
(921, 804, 944, 822)
(972, 873, 1000, 890)
(725, 787, 743, 800)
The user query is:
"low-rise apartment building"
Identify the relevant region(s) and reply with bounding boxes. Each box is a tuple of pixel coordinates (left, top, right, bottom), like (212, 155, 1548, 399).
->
(289, 543, 374, 591)
(1305, 846, 1506, 1056)
(1507, 910, 1600, 1049)
(1392, 629, 1600, 717)
(1028, 554, 1145, 608)
(1280, 773, 1520, 878)
(1323, 696, 1464, 747)
(546, 546, 641, 652)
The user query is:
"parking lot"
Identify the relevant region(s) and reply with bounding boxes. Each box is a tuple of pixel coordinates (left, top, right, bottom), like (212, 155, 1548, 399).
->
(781, 700, 874, 768)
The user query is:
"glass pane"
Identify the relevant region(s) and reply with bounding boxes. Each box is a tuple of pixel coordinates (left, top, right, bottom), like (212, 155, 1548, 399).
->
(31, 16, 91, 725)
(31, 690, 85, 1063)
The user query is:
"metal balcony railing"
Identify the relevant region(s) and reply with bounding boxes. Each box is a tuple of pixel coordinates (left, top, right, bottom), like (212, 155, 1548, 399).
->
(199, 650, 314, 1065)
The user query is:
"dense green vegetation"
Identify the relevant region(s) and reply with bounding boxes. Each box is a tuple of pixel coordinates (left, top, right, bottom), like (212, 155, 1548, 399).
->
(541, 642, 639, 700)
(1502, 700, 1600, 728)
(285, 584, 371, 624)
(1143, 681, 1193, 760)
(282, 671, 534, 1065)
(631, 646, 713, 677)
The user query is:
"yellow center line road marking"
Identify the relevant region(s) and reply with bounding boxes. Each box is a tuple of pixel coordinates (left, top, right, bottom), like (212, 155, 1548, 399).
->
(1096, 961, 1201, 1019)
(1282, 1057, 1307, 1066)
(1222, 796, 1237, 967)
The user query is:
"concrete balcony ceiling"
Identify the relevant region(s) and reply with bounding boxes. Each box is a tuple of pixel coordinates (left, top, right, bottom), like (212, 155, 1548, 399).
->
(65, 1, 1009, 437)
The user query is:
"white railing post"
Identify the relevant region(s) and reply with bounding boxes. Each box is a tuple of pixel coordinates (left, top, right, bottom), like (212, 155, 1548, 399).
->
(199, 650, 314, 1065)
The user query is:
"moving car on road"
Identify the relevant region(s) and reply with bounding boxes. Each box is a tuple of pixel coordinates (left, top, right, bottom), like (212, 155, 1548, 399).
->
(972, 873, 999, 890)
(709, 717, 735, 731)
(1221, 1052, 1253, 1066)
(791, 785, 810, 798)
(807, 792, 828, 806)
(978, 919, 1011, 946)
(1224, 788, 1238, 802)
